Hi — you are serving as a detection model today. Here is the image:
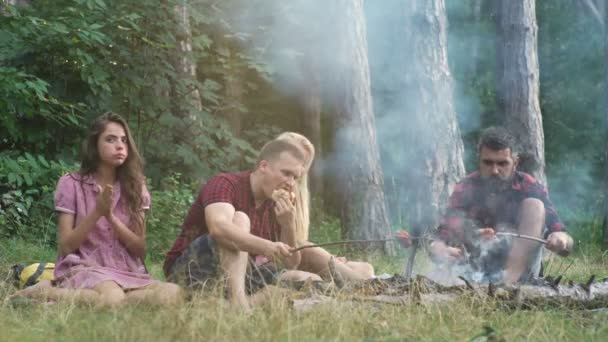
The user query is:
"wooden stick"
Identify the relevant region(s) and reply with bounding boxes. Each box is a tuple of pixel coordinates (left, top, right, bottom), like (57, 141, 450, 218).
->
(292, 239, 395, 252)
(292, 236, 434, 252)
(495, 232, 548, 245)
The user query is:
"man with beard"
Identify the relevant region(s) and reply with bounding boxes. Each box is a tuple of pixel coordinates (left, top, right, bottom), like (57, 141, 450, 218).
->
(431, 127, 573, 284)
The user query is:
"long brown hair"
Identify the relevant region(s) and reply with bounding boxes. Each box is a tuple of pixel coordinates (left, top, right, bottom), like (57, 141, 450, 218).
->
(80, 112, 145, 235)
(275, 132, 315, 243)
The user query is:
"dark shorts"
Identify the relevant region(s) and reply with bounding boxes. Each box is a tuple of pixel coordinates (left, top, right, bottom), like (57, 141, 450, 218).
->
(166, 235, 279, 294)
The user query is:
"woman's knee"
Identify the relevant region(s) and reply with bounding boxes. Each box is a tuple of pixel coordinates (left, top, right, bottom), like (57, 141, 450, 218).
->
(156, 282, 184, 306)
(95, 281, 126, 306)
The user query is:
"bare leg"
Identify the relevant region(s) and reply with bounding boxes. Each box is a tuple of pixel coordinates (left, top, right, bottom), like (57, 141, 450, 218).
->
(248, 285, 295, 307)
(278, 270, 322, 282)
(9, 280, 100, 305)
(92, 280, 126, 307)
(504, 198, 545, 284)
(344, 261, 375, 278)
(298, 244, 374, 281)
(217, 211, 251, 310)
(125, 282, 184, 306)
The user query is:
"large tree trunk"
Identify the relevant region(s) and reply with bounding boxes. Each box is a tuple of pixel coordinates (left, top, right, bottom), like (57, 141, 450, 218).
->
(399, 0, 466, 234)
(330, 0, 393, 254)
(496, 0, 546, 184)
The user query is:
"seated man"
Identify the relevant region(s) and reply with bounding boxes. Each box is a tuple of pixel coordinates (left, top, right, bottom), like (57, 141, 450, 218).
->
(163, 140, 321, 309)
(431, 127, 573, 284)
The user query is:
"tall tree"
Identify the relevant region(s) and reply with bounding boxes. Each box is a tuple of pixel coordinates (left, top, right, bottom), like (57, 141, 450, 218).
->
(400, 0, 466, 235)
(496, 0, 546, 184)
(602, 0, 608, 248)
(171, 2, 203, 116)
(330, 0, 393, 253)
(298, 59, 324, 196)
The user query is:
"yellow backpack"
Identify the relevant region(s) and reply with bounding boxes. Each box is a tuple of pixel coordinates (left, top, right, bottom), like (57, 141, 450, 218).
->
(11, 263, 55, 289)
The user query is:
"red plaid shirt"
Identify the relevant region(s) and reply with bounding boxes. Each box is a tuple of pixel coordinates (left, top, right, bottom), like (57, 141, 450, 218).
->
(163, 171, 280, 275)
(436, 171, 566, 245)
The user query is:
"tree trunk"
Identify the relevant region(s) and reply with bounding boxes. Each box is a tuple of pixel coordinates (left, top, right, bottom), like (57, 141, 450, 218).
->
(399, 0, 466, 234)
(171, 3, 203, 116)
(330, 0, 393, 254)
(215, 37, 243, 139)
(602, 1, 608, 248)
(468, 0, 483, 75)
(298, 60, 324, 196)
(496, 0, 546, 184)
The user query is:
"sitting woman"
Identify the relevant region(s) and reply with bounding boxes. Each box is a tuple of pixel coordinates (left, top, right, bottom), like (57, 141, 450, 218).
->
(12, 112, 183, 307)
(275, 132, 374, 281)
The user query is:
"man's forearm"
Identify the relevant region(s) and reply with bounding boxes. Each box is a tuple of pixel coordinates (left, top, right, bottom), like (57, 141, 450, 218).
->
(279, 219, 301, 268)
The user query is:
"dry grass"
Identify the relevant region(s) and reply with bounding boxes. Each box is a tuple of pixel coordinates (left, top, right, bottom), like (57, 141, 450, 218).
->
(1, 240, 607, 341)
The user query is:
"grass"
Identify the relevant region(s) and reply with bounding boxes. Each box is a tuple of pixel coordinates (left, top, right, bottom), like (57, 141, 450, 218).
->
(1, 237, 608, 341)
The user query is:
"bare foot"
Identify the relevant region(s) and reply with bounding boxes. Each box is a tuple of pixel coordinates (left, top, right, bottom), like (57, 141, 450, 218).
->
(9, 279, 52, 300)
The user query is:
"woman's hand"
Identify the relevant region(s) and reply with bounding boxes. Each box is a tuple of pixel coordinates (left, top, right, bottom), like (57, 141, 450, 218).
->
(95, 184, 113, 217)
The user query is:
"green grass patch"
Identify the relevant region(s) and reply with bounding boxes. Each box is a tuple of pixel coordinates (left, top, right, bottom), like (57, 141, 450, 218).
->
(1, 238, 608, 341)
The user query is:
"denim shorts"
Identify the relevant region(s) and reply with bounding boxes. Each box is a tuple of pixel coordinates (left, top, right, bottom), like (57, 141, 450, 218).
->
(166, 235, 279, 294)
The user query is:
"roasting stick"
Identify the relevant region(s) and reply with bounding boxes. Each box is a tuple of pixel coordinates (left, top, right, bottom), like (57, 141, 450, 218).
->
(495, 232, 548, 245)
(290, 232, 548, 252)
(291, 235, 434, 252)
(291, 239, 394, 252)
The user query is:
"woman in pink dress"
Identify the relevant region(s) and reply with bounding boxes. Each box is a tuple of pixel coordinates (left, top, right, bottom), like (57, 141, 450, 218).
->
(13, 112, 183, 307)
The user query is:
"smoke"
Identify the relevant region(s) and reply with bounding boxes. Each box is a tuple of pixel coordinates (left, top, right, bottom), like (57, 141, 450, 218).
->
(204, 0, 605, 257)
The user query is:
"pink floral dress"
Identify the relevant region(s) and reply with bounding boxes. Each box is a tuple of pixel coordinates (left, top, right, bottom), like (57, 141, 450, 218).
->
(53, 173, 155, 289)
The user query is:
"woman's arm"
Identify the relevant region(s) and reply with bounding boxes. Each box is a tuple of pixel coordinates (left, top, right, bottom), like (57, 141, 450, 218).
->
(58, 210, 102, 256)
(57, 184, 112, 256)
(108, 211, 146, 259)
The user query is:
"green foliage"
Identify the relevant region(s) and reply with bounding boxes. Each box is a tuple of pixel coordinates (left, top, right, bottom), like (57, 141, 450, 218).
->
(145, 174, 196, 261)
(0, 0, 277, 186)
(0, 152, 77, 241)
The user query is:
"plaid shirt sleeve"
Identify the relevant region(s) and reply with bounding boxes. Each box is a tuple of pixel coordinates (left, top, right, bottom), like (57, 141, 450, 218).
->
(437, 181, 471, 244)
(201, 175, 237, 207)
(521, 175, 566, 236)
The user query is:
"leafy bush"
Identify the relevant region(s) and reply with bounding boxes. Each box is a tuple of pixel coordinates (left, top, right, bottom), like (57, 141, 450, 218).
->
(0, 152, 77, 242)
(145, 174, 197, 261)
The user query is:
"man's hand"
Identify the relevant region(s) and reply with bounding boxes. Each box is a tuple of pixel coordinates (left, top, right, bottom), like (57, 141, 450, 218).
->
(477, 227, 496, 240)
(546, 231, 573, 256)
(263, 241, 293, 260)
(430, 240, 463, 263)
(274, 196, 295, 228)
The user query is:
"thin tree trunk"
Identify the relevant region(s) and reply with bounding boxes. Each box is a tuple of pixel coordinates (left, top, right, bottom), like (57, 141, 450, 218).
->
(215, 36, 243, 139)
(497, 0, 546, 184)
(331, 0, 393, 254)
(602, 1, 608, 248)
(298, 60, 323, 196)
(400, 0, 466, 234)
(468, 0, 483, 75)
(171, 3, 202, 116)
